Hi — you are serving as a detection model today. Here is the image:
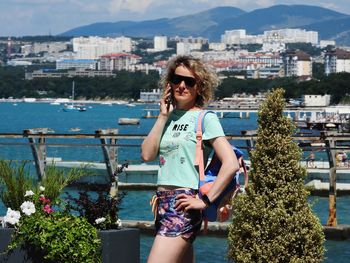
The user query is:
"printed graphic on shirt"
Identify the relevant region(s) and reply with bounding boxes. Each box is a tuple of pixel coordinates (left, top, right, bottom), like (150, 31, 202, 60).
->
(180, 156, 185, 164)
(172, 123, 189, 131)
(163, 141, 179, 156)
(184, 132, 193, 141)
(159, 155, 166, 166)
(173, 132, 181, 138)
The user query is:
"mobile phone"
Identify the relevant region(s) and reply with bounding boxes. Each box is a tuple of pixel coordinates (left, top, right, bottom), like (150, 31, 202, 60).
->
(166, 85, 173, 110)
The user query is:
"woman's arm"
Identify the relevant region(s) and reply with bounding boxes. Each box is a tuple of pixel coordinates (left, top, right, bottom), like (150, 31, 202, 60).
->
(204, 136, 240, 202)
(141, 114, 168, 162)
(141, 85, 173, 162)
(175, 136, 240, 211)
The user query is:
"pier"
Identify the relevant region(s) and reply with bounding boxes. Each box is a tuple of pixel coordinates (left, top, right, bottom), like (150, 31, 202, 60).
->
(142, 105, 350, 120)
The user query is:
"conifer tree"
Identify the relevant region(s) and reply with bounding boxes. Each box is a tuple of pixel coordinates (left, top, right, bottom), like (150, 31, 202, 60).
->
(228, 88, 325, 263)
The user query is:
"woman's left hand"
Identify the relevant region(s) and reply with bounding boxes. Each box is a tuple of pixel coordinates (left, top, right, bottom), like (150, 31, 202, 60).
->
(174, 193, 206, 211)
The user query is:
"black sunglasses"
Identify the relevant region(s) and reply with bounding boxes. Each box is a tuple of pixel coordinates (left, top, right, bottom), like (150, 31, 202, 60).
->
(170, 74, 197, 87)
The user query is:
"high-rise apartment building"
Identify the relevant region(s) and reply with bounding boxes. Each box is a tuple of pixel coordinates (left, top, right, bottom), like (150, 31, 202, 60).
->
(283, 50, 312, 77)
(99, 53, 141, 71)
(324, 49, 350, 75)
(264, 29, 318, 45)
(73, 36, 132, 59)
(176, 42, 202, 55)
(221, 29, 246, 45)
(154, 36, 167, 51)
(21, 42, 68, 56)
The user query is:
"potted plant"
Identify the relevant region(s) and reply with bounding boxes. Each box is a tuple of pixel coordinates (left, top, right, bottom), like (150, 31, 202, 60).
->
(0, 160, 140, 263)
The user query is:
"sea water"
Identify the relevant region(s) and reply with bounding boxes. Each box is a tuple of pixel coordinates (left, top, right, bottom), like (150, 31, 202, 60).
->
(0, 102, 349, 262)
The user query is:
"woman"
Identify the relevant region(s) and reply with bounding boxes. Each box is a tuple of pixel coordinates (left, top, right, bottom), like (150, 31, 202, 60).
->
(141, 55, 239, 263)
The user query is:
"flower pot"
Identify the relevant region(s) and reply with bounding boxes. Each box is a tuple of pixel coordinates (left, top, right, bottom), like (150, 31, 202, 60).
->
(99, 228, 140, 263)
(0, 227, 140, 263)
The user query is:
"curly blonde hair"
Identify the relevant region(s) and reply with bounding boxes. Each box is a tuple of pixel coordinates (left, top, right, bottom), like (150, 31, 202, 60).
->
(159, 55, 220, 107)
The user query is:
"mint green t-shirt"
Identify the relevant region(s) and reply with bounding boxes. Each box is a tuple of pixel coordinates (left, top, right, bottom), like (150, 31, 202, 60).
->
(157, 110, 225, 189)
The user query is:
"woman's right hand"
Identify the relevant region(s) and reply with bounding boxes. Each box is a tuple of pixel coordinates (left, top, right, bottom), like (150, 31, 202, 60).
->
(159, 84, 174, 117)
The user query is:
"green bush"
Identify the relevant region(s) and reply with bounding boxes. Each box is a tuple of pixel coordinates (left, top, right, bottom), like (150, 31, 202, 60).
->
(0, 160, 35, 210)
(1, 161, 101, 262)
(228, 88, 325, 262)
(9, 211, 101, 263)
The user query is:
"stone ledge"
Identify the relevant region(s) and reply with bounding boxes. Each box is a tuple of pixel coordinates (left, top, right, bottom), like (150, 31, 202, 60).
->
(122, 220, 350, 240)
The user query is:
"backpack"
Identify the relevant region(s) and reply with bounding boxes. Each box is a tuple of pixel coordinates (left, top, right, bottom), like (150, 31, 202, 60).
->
(194, 110, 248, 225)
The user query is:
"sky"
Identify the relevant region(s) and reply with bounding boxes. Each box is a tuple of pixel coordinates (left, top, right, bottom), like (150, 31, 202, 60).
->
(0, 0, 349, 37)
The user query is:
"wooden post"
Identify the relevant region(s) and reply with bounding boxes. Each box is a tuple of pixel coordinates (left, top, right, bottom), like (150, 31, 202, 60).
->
(23, 128, 48, 181)
(95, 129, 119, 198)
(241, 130, 256, 155)
(325, 134, 337, 226)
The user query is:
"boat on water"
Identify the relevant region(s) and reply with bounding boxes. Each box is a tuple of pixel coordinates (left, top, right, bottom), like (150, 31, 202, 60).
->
(118, 118, 140, 125)
(63, 104, 87, 112)
(142, 108, 159, 118)
(69, 127, 82, 132)
(62, 81, 87, 112)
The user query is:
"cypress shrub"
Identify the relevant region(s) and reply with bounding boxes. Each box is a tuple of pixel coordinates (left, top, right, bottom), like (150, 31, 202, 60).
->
(228, 88, 325, 263)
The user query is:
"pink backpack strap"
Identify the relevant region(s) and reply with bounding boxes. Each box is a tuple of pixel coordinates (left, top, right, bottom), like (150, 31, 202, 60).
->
(194, 110, 207, 181)
(240, 158, 249, 189)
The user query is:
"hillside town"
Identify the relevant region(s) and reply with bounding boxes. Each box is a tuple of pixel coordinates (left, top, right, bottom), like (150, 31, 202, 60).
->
(1, 27, 349, 81)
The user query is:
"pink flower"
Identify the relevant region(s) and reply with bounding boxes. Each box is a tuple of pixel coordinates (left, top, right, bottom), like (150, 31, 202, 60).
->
(39, 196, 51, 204)
(43, 204, 54, 214)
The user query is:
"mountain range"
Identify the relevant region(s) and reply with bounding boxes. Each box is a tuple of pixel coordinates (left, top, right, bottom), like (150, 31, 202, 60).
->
(61, 5, 350, 45)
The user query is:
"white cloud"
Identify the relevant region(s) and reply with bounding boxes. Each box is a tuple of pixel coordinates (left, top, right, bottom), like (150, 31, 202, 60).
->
(0, 0, 349, 36)
(108, 0, 157, 14)
(12, 0, 66, 4)
(319, 2, 342, 13)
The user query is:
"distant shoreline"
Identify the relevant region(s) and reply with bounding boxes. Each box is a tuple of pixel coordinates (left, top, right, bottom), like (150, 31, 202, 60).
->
(0, 98, 157, 105)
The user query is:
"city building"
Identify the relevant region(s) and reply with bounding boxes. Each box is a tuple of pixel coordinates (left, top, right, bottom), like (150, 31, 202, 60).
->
(21, 42, 69, 56)
(324, 48, 350, 75)
(56, 59, 97, 70)
(282, 50, 312, 77)
(73, 36, 132, 59)
(320, 40, 336, 48)
(221, 29, 247, 45)
(209, 43, 226, 51)
(247, 66, 283, 79)
(303, 94, 331, 107)
(99, 53, 141, 71)
(7, 60, 32, 66)
(25, 69, 116, 79)
(177, 42, 202, 55)
(262, 42, 285, 52)
(171, 36, 208, 44)
(139, 89, 162, 102)
(238, 53, 282, 67)
(263, 29, 318, 45)
(154, 36, 167, 51)
(220, 28, 317, 50)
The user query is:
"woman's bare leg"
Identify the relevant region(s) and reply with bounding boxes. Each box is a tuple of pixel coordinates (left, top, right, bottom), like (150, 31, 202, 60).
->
(147, 235, 193, 263)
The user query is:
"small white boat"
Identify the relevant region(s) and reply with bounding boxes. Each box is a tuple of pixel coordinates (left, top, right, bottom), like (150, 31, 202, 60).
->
(69, 127, 82, 132)
(325, 123, 336, 128)
(62, 81, 87, 112)
(63, 104, 87, 112)
(118, 118, 140, 125)
(126, 103, 136, 107)
(310, 142, 326, 147)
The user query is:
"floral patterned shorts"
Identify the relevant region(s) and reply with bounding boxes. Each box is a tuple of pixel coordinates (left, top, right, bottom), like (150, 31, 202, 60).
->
(155, 189, 202, 243)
